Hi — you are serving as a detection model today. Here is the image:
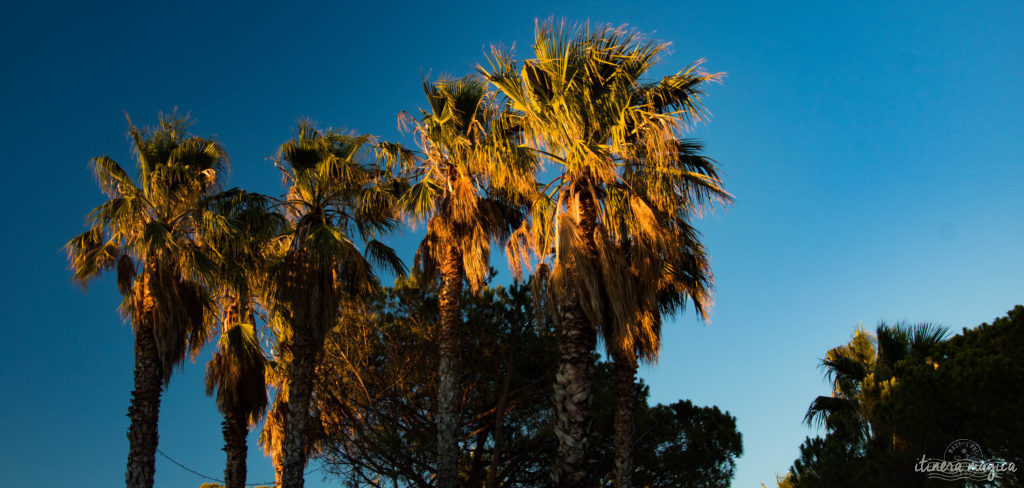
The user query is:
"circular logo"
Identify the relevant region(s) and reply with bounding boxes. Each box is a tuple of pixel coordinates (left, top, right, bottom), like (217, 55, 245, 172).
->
(944, 439, 984, 462)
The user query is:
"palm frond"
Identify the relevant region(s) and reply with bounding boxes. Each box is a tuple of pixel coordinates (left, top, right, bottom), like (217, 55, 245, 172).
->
(364, 239, 407, 278)
(804, 395, 859, 429)
(68, 111, 230, 377)
(482, 19, 730, 368)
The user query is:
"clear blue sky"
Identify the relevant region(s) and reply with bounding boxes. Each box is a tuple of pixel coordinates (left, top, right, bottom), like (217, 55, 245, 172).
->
(1, 1, 1021, 487)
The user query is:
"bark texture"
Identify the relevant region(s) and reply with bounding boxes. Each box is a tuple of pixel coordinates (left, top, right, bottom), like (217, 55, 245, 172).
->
(278, 249, 338, 488)
(125, 317, 164, 488)
(281, 337, 317, 488)
(612, 356, 638, 488)
(551, 186, 600, 488)
(552, 300, 597, 488)
(437, 247, 465, 488)
(222, 410, 249, 488)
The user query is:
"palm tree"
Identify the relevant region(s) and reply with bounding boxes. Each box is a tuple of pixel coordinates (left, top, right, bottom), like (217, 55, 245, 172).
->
(480, 21, 728, 487)
(398, 75, 533, 488)
(608, 214, 716, 488)
(64, 112, 226, 488)
(271, 121, 406, 488)
(804, 322, 950, 445)
(793, 321, 950, 487)
(206, 320, 268, 488)
(205, 191, 285, 488)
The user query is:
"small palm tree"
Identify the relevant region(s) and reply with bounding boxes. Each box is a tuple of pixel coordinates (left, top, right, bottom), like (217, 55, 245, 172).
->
(398, 75, 533, 488)
(206, 321, 268, 488)
(271, 121, 405, 488)
(205, 191, 286, 488)
(65, 112, 225, 488)
(481, 21, 728, 486)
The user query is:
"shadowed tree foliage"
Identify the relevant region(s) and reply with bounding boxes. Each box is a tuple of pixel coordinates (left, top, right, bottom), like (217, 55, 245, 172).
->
(306, 275, 741, 488)
(314, 275, 552, 487)
(268, 121, 406, 488)
(398, 75, 534, 488)
(784, 307, 1024, 488)
(793, 321, 950, 487)
(479, 20, 729, 486)
(803, 322, 949, 440)
(65, 111, 227, 488)
(591, 364, 742, 488)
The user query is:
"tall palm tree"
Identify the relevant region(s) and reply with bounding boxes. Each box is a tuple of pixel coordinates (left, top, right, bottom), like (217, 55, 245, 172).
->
(608, 214, 716, 488)
(64, 112, 226, 488)
(205, 191, 286, 488)
(480, 21, 728, 487)
(398, 75, 533, 488)
(271, 121, 406, 488)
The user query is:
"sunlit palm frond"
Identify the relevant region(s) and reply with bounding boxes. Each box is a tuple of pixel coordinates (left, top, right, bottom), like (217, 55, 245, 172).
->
(481, 20, 729, 369)
(398, 75, 535, 293)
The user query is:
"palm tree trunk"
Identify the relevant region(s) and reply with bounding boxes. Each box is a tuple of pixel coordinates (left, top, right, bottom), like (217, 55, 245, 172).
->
(552, 298, 597, 488)
(281, 336, 317, 488)
(125, 317, 164, 488)
(552, 186, 600, 488)
(437, 247, 464, 488)
(222, 410, 249, 488)
(612, 355, 637, 488)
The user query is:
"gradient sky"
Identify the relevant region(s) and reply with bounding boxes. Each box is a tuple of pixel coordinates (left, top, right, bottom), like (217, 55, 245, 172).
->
(1, 1, 1021, 487)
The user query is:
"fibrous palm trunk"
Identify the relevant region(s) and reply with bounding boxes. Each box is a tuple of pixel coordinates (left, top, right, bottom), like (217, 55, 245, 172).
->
(553, 188, 600, 488)
(126, 270, 163, 488)
(278, 250, 337, 488)
(222, 410, 249, 488)
(612, 355, 637, 488)
(281, 334, 318, 488)
(552, 299, 597, 488)
(125, 317, 163, 488)
(437, 247, 464, 488)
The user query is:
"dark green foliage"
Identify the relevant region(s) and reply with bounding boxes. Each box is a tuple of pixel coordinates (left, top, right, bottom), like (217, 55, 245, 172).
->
(591, 364, 743, 488)
(785, 306, 1024, 488)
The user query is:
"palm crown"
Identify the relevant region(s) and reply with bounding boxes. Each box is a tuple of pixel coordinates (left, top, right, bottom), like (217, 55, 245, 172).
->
(272, 121, 407, 340)
(65, 111, 227, 381)
(481, 21, 730, 355)
(399, 75, 534, 289)
(203, 189, 286, 420)
(206, 320, 268, 424)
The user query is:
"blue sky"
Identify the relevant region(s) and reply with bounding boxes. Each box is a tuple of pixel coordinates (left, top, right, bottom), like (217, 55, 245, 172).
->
(1, 1, 1021, 487)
